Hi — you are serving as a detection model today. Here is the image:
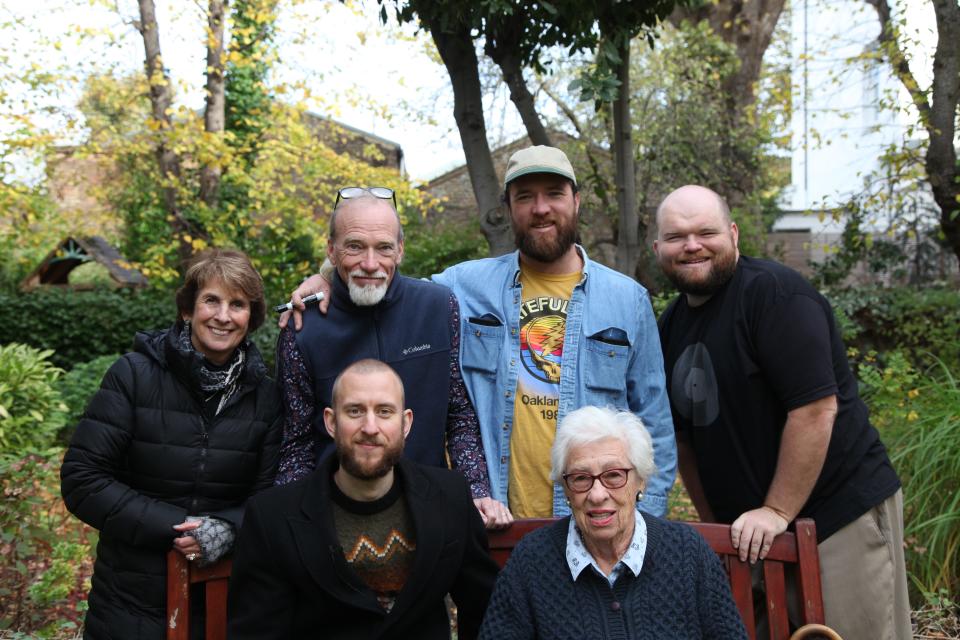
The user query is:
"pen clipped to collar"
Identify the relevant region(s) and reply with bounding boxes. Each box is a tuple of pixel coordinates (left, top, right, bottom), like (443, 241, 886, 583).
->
(274, 292, 324, 314)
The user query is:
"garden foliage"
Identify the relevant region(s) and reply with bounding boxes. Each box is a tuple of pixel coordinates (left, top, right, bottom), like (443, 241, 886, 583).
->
(55, 354, 119, 444)
(0, 288, 172, 370)
(1, 454, 93, 637)
(0, 344, 66, 461)
(828, 286, 960, 370)
(858, 351, 960, 599)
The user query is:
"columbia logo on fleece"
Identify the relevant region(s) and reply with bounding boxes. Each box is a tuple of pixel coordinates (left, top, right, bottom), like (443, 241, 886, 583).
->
(402, 344, 431, 356)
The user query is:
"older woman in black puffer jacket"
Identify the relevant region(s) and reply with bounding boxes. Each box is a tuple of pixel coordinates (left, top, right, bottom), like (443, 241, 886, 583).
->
(61, 248, 282, 639)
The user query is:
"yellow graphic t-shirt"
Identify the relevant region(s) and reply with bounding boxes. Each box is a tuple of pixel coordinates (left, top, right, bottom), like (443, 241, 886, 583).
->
(507, 265, 581, 518)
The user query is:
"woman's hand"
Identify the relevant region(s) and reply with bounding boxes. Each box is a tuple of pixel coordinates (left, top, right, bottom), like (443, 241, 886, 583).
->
(173, 520, 203, 562)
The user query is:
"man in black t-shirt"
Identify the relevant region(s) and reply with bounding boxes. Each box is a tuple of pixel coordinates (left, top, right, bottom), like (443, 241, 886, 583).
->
(227, 359, 498, 639)
(652, 185, 910, 640)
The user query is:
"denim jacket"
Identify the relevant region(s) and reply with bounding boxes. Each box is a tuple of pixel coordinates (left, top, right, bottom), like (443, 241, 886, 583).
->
(433, 247, 676, 517)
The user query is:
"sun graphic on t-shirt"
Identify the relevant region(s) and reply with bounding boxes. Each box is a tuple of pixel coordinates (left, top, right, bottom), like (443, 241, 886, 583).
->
(520, 315, 565, 384)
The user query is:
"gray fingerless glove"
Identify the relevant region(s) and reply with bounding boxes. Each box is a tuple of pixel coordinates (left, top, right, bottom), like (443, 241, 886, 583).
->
(188, 516, 235, 567)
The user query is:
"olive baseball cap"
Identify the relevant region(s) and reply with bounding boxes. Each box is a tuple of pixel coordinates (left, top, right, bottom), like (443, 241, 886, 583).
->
(503, 145, 577, 189)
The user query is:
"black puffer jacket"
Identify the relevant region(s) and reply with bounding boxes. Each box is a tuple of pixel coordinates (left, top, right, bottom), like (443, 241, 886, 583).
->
(61, 326, 282, 640)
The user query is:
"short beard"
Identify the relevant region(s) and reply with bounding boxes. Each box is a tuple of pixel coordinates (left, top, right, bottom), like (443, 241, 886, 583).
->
(513, 219, 577, 264)
(665, 251, 738, 297)
(337, 438, 404, 480)
(347, 269, 388, 306)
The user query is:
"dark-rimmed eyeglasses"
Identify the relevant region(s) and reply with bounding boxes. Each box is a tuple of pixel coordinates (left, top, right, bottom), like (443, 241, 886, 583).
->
(335, 186, 396, 208)
(561, 468, 633, 493)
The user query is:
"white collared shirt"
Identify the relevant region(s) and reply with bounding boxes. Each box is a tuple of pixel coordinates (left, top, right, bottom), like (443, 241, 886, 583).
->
(565, 509, 647, 587)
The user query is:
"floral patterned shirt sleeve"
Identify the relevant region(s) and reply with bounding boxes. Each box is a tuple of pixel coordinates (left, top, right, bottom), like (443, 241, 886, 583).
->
(445, 292, 491, 498)
(275, 326, 316, 485)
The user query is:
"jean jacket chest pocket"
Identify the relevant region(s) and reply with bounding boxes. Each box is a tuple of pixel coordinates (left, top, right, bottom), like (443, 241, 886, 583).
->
(461, 318, 504, 376)
(583, 329, 631, 398)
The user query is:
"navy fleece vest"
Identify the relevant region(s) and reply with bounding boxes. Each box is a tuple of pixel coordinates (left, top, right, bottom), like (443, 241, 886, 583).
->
(295, 272, 453, 468)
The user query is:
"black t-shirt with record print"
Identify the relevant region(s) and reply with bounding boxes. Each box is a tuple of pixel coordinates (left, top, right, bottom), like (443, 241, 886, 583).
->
(658, 256, 900, 541)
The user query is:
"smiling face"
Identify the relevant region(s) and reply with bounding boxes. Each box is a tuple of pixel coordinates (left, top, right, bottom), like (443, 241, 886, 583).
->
(183, 278, 251, 365)
(327, 199, 404, 306)
(508, 173, 580, 269)
(653, 185, 739, 306)
(563, 437, 643, 557)
(324, 367, 412, 481)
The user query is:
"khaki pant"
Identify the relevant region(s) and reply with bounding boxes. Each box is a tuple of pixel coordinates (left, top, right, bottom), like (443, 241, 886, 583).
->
(819, 489, 912, 640)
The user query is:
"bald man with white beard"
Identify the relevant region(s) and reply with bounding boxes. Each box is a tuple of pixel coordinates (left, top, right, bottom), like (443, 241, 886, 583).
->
(273, 189, 510, 529)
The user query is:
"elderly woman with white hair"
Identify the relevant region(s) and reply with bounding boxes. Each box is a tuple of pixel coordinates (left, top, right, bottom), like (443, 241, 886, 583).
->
(478, 406, 746, 639)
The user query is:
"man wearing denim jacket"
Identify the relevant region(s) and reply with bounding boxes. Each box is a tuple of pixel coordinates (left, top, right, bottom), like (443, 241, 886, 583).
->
(285, 146, 676, 519)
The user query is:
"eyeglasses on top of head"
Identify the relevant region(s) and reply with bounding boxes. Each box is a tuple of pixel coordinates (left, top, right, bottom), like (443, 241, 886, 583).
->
(335, 186, 396, 208)
(561, 468, 634, 493)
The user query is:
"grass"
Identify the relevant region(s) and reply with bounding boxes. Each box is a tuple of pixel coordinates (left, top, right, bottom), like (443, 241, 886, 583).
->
(891, 357, 960, 598)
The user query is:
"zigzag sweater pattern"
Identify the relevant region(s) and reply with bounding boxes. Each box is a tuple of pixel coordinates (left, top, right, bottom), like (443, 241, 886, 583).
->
(331, 477, 416, 613)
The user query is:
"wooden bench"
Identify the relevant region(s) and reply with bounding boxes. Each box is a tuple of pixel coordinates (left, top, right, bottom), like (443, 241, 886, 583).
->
(167, 517, 839, 640)
(166, 551, 232, 640)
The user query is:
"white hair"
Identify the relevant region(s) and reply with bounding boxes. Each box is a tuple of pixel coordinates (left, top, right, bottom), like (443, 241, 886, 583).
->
(550, 406, 656, 483)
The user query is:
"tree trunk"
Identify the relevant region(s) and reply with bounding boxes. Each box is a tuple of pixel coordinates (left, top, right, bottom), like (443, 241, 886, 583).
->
(136, 0, 197, 266)
(485, 17, 552, 147)
(426, 16, 513, 255)
(199, 0, 227, 208)
(866, 0, 960, 269)
(669, 0, 787, 204)
(611, 37, 641, 280)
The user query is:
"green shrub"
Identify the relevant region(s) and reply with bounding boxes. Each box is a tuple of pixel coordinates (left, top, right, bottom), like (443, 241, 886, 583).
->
(0, 288, 173, 369)
(826, 286, 960, 370)
(56, 354, 120, 444)
(0, 344, 67, 460)
(401, 217, 487, 280)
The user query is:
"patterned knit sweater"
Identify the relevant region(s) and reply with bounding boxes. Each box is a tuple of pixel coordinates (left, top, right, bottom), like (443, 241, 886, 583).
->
(330, 476, 416, 613)
(478, 513, 747, 640)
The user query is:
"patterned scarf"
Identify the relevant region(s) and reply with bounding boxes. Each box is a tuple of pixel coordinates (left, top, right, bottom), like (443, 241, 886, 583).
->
(176, 321, 248, 416)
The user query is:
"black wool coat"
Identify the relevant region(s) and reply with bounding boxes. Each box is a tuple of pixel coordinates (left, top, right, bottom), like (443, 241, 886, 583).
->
(226, 456, 500, 640)
(61, 326, 282, 640)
